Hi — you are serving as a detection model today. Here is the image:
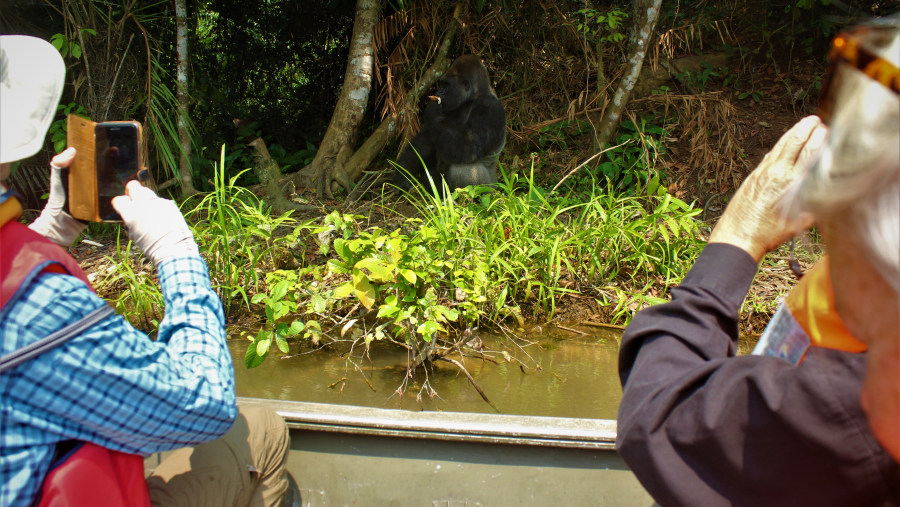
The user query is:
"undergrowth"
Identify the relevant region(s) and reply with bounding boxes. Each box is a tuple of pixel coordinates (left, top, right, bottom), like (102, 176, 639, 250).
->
(96, 148, 704, 373)
(244, 165, 703, 369)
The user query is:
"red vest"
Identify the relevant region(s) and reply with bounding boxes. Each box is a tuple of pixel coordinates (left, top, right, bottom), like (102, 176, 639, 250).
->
(0, 215, 150, 507)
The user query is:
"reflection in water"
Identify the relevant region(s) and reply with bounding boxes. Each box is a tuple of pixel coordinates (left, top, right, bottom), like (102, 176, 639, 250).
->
(229, 329, 623, 419)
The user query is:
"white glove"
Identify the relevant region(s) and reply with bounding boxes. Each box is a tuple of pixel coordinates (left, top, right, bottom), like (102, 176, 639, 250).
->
(112, 180, 199, 265)
(28, 147, 88, 246)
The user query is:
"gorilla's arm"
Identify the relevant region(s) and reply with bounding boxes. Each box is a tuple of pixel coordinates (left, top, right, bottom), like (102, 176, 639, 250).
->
(394, 128, 437, 188)
(431, 97, 506, 165)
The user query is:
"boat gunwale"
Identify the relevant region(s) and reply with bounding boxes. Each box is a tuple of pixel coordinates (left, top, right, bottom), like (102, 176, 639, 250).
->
(238, 397, 620, 450)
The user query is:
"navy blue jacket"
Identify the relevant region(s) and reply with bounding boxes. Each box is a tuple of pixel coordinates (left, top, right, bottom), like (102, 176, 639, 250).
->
(618, 243, 900, 506)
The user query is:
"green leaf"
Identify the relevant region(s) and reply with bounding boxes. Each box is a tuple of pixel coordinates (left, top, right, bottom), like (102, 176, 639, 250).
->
(417, 321, 440, 343)
(377, 301, 400, 319)
(356, 258, 393, 282)
(353, 275, 376, 310)
(435, 306, 459, 322)
(256, 336, 271, 356)
(310, 294, 326, 313)
(327, 258, 350, 274)
(275, 336, 289, 353)
(71, 44, 82, 59)
(286, 319, 305, 336)
(272, 301, 289, 321)
(333, 238, 351, 261)
(50, 34, 65, 51)
(251, 293, 267, 304)
(244, 343, 266, 369)
(333, 281, 354, 299)
(270, 280, 289, 301)
(245, 332, 269, 369)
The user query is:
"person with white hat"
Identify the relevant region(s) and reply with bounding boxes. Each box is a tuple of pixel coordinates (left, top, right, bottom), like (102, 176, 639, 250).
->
(0, 35, 289, 506)
(616, 17, 900, 506)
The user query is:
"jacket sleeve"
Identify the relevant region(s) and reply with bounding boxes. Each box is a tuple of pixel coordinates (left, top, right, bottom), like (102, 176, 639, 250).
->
(616, 243, 900, 507)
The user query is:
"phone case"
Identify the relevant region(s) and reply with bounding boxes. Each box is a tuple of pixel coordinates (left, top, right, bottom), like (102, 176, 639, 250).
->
(66, 114, 147, 222)
(66, 115, 99, 222)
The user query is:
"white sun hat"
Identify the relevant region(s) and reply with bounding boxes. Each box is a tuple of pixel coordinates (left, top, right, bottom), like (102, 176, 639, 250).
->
(0, 35, 66, 164)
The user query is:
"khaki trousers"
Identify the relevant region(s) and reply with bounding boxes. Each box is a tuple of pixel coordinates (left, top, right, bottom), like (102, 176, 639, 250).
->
(146, 404, 290, 507)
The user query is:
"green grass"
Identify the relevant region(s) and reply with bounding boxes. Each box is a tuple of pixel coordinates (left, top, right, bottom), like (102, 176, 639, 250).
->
(96, 231, 163, 332)
(182, 146, 298, 314)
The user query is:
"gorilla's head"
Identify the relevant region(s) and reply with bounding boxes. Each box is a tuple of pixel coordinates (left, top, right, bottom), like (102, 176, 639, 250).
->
(436, 55, 493, 112)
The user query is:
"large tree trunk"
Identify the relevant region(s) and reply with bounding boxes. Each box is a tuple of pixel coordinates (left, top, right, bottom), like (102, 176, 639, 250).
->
(248, 137, 295, 214)
(343, 11, 462, 185)
(287, 2, 463, 201)
(594, 0, 663, 150)
(294, 0, 380, 199)
(175, 0, 197, 195)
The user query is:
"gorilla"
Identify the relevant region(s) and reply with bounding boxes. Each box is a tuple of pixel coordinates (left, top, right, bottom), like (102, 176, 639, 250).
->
(393, 54, 507, 194)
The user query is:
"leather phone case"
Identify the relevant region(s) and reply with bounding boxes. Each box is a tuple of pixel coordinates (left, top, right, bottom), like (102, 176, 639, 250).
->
(66, 114, 99, 222)
(66, 115, 147, 222)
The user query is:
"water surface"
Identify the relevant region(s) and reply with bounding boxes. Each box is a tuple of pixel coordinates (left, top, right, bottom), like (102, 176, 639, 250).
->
(229, 327, 623, 419)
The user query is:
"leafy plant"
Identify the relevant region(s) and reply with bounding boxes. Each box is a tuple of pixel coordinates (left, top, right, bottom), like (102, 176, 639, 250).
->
(50, 29, 96, 59)
(594, 117, 669, 192)
(184, 146, 298, 314)
(96, 232, 163, 332)
(573, 7, 629, 43)
(47, 103, 89, 153)
(245, 269, 323, 368)
(243, 166, 703, 368)
(674, 62, 730, 92)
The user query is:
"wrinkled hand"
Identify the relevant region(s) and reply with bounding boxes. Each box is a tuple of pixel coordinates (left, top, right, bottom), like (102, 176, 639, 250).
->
(28, 147, 88, 246)
(709, 115, 827, 262)
(112, 180, 199, 265)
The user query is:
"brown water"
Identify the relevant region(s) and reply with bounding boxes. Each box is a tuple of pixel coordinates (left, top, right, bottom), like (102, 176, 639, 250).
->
(228, 327, 624, 420)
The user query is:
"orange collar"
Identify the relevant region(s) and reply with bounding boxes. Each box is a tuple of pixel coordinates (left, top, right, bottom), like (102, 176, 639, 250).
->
(0, 191, 23, 227)
(785, 257, 866, 353)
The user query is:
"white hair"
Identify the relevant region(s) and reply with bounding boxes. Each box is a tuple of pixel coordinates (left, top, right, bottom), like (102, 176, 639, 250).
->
(784, 19, 900, 294)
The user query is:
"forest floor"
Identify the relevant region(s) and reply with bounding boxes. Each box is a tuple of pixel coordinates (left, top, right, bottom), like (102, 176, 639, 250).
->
(68, 52, 826, 342)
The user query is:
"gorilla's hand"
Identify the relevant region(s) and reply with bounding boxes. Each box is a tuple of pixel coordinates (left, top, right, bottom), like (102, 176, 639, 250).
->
(422, 101, 443, 124)
(709, 116, 825, 262)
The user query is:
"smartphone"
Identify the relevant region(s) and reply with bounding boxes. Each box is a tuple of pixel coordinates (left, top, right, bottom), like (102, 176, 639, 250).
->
(95, 122, 141, 221)
(66, 115, 146, 222)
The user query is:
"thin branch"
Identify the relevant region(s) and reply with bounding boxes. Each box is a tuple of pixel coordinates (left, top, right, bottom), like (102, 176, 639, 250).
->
(551, 139, 632, 193)
(103, 33, 134, 120)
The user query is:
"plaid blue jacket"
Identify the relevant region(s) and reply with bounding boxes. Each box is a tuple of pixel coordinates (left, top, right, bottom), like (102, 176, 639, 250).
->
(0, 255, 236, 507)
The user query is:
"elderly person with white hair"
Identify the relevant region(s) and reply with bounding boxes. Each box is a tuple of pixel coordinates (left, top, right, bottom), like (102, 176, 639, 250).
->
(616, 17, 900, 506)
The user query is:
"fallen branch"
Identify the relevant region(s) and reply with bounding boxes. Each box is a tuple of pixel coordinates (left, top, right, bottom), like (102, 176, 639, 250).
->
(437, 356, 500, 413)
(580, 321, 626, 331)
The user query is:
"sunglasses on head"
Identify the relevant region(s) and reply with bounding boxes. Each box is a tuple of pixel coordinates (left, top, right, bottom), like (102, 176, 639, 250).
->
(817, 25, 900, 123)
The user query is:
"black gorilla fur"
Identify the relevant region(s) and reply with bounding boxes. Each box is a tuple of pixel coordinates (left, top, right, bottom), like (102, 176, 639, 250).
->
(393, 55, 507, 194)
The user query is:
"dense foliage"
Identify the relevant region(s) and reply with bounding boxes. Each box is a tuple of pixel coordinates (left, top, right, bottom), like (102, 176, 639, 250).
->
(8, 0, 889, 375)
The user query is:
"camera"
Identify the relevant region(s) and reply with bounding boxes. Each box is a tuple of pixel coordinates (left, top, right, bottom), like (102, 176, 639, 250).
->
(65, 114, 150, 222)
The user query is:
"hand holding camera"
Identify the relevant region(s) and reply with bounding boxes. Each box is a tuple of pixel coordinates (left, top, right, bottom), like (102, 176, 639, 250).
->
(112, 180, 199, 265)
(28, 147, 88, 247)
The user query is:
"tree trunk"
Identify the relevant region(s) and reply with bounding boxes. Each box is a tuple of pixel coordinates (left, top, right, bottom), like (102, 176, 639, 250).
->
(247, 138, 293, 214)
(296, 0, 380, 199)
(175, 0, 197, 195)
(594, 0, 662, 151)
(344, 12, 461, 185)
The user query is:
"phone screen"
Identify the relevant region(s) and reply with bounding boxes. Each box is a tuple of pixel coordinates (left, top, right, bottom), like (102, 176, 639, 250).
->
(95, 123, 139, 221)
